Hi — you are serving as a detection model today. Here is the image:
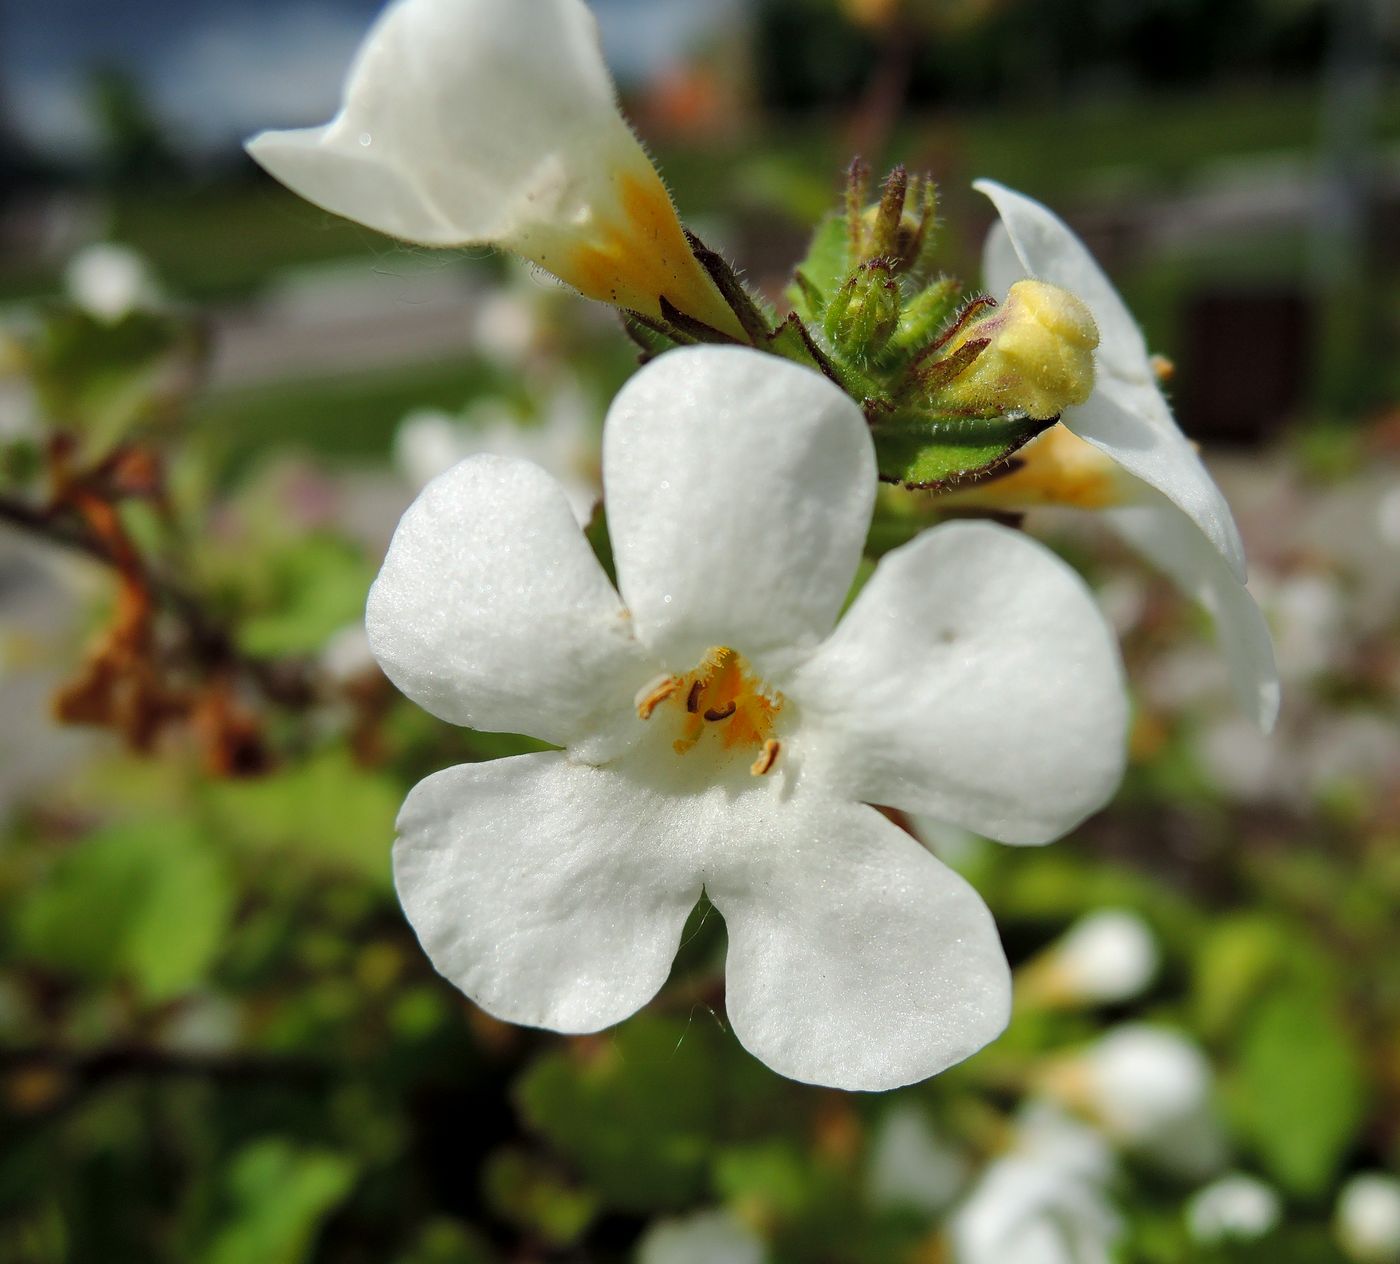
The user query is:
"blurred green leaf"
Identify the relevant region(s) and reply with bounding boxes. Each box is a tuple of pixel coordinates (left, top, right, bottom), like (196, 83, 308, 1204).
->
(201, 750, 399, 886)
(516, 1014, 772, 1212)
(202, 1139, 356, 1264)
(16, 820, 232, 1001)
(482, 1149, 597, 1248)
(1232, 982, 1366, 1197)
(234, 536, 372, 658)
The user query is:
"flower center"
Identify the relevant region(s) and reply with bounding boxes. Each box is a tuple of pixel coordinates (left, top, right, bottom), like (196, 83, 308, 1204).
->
(634, 646, 783, 777)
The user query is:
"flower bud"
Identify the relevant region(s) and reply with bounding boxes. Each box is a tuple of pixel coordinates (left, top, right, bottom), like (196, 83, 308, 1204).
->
(1337, 1174, 1400, 1263)
(824, 260, 899, 361)
(1186, 1173, 1281, 1244)
(1019, 909, 1159, 1008)
(939, 280, 1099, 419)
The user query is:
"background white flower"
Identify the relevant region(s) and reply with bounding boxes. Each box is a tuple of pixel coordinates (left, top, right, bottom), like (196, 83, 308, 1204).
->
(636, 1209, 765, 1264)
(1336, 1173, 1400, 1263)
(950, 1104, 1120, 1264)
(1186, 1172, 1282, 1244)
(245, 0, 740, 334)
(64, 242, 162, 321)
(973, 180, 1279, 732)
(1021, 908, 1159, 1008)
(367, 345, 1129, 1090)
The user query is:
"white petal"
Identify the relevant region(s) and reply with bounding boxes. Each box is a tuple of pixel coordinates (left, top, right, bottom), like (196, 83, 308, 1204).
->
(791, 521, 1127, 846)
(1104, 490, 1280, 731)
(705, 790, 1010, 1092)
(366, 454, 645, 746)
(975, 179, 1248, 582)
(604, 346, 875, 669)
(637, 1211, 766, 1264)
(394, 753, 702, 1032)
(245, 0, 641, 248)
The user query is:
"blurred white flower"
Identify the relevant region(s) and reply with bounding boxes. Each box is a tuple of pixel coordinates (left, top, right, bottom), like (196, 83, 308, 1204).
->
(246, 0, 742, 335)
(472, 283, 545, 369)
(1256, 571, 1348, 684)
(393, 381, 600, 526)
(951, 1104, 1120, 1264)
(1186, 1173, 1281, 1244)
(64, 243, 161, 321)
(959, 182, 1279, 732)
(320, 622, 378, 685)
(1042, 1025, 1224, 1176)
(866, 1105, 969, 1214)
(1021, 909, 1159, 1008)
(369, 346, 1128, 1090)
(1336, 1173, 1400, 1263)
(636, 1210, 764, 1264)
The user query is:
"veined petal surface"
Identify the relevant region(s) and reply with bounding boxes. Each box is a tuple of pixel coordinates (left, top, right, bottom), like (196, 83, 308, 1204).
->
(976, 179, 1247, 582)
(394, 753, 704, 1032)
(604, 347, 876, 671)
(705, 788, 1011, 1092)
(366, 455, 646, 747)
(790, 521, 1127, 846)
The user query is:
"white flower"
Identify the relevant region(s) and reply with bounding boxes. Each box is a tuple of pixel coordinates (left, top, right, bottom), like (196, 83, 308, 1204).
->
(393, 380, 599, 525)
(866, 1105, 969, 1214)
(367, 345, 1129, 1091)
(967, 181, 1279, 732)
(320, 622, 378, 684)
(64, 243, 161, 321)
(1021, 909, 1159, 1007)
(1042, 1025, 1224, 1176)
(951, 1105, 1120, 1264)
(245, 0, 741, 336)
(637, 1210, 764, 1264)
(1336, 1173, 1400, 1263)
(1186, 1173, 1281, 1244)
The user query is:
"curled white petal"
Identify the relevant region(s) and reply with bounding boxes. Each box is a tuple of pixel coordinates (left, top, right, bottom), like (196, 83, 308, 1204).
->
(366, 454, 645, 746)
(394, 753, 702, 1032)
(705, 789, 1011, 1092)
(604, 346, 875, 671)
(976, 178, 1247, 583)
(1104, 491, 1280, 731)
(791, 520, 1127, 846)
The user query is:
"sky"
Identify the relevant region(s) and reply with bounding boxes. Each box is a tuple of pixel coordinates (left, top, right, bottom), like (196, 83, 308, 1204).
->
(1, 0, 743, 160)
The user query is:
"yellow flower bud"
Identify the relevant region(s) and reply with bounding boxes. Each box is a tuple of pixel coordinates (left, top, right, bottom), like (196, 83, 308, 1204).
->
(940, 280, 1099, 420)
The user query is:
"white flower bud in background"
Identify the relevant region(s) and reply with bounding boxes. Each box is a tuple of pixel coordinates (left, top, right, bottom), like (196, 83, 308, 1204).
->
(636, 1210, 764, 1264)
(1336, 1173, 1400, 1263)
(1041, 1025, 1225, 1177)
(865, 1105, 968, 1215)
(1020, 909, 1159, 1008)
(64, 242, 162, 321)
(1186, 1173, 1281, 1244)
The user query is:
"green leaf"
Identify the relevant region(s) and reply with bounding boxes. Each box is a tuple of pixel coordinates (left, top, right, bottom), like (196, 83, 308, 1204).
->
(202, 1139, 356, 1264)
(28, 305, 198, 454)
(1232, 981, 1366, 1197)
(870, 409, 1050, 489)
(16, 819, 233, 1001)
(515, 1014, 772, 1211)
(235, 536, 372, 658)
(201, 750, 399, 886)
(481, 1150, 598, 1247)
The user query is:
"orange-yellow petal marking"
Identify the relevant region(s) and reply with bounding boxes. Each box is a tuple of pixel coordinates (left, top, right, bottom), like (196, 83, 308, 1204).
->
(635, 646, 783, 772)
(558, 170, 745, 338)
(940, 422, 1129, 512)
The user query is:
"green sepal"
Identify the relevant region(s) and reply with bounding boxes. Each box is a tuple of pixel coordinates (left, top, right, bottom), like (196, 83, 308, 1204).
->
(868, 406, 1051, 489)
(784, 215, 851, 323)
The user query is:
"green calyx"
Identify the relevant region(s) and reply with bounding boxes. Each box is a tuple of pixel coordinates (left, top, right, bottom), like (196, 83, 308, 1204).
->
(621, 159, 1084, 491)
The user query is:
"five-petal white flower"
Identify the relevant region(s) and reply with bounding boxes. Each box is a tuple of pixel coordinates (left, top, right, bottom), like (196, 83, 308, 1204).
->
(972, 180, 1280, 732)
(245, 0, 742, 336)
(367, 345, 1128, 1091)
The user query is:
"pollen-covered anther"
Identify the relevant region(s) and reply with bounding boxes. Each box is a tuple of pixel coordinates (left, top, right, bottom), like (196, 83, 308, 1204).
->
(750, 738, 781, 777)
(703, 701, 737, 722)
(635, 675, 681, 720)
(1150, 354, 1175, 384)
